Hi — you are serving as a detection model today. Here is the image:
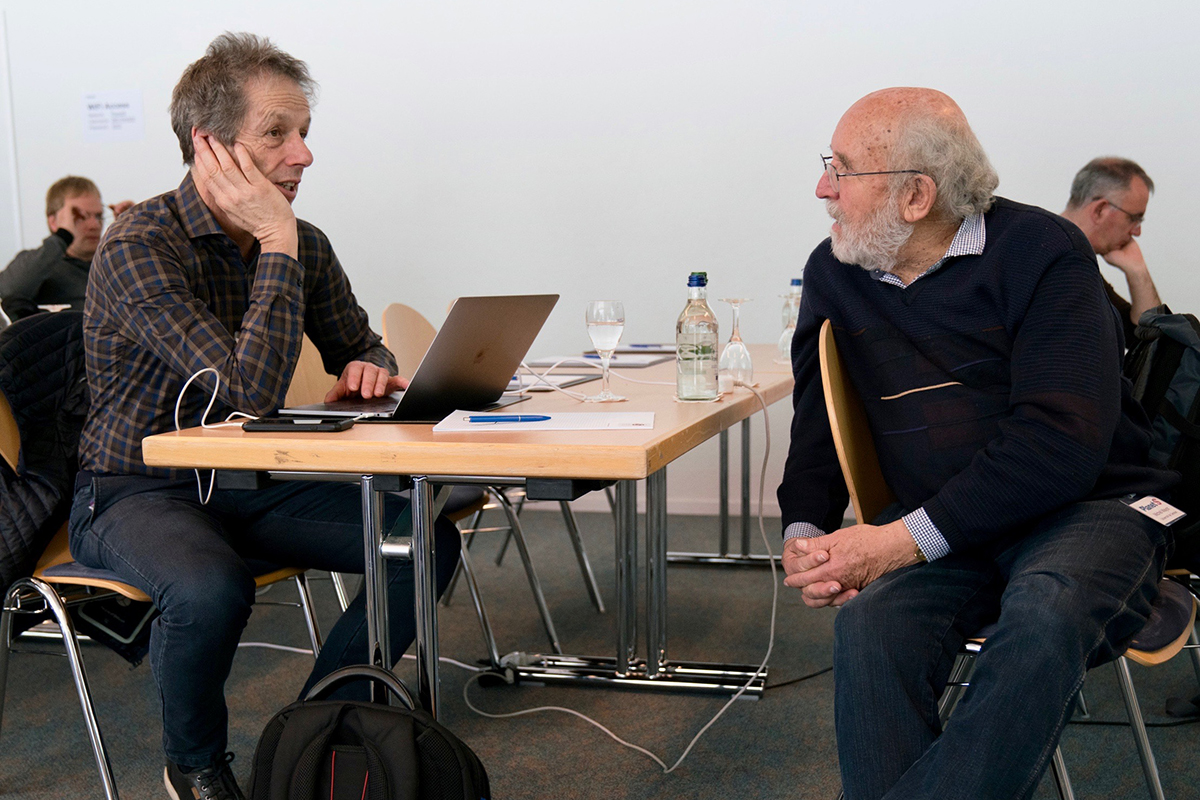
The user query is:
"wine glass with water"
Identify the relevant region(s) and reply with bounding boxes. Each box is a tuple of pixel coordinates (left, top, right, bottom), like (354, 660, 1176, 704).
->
(585, 300, 626, 402)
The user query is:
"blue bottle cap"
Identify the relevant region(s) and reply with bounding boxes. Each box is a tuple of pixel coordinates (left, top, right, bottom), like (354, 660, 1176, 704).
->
(790, 278, 802, 286)
(688, 272, 708, 287)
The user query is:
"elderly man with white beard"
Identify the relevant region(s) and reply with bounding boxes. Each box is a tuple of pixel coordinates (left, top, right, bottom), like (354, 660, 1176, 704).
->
(776, 87, 1176, 800)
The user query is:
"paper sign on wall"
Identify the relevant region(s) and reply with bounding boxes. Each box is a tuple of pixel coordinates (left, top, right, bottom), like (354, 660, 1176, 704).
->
(82, 90, 144, 143)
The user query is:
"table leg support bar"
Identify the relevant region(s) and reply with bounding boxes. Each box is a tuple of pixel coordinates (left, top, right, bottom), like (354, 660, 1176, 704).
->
(499, 653, 766, 697)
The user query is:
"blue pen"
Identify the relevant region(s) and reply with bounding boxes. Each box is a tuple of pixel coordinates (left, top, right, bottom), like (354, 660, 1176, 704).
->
(465, 415, 551, 423)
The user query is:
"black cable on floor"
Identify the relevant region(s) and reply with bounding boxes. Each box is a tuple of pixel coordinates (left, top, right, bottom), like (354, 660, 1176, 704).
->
(765, 665, 833, 690)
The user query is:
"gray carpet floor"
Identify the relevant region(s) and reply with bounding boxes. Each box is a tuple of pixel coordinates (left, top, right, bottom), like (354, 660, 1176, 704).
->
(0, 508, 1197, 798)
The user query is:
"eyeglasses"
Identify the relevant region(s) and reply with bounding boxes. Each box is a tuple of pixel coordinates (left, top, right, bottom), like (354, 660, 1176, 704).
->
(1104, 198, 1144, 227)
(67, 208, 108, 225)
(821, 154, 925, 192)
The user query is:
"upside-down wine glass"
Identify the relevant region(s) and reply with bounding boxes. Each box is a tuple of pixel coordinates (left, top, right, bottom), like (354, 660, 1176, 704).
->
(718, 298, 753, 389)
(584, 300, 627, 402)
(776, 291, 800, 364)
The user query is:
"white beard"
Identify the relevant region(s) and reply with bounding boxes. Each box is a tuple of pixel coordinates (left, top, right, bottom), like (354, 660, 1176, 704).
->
(826, 195, 914, 273)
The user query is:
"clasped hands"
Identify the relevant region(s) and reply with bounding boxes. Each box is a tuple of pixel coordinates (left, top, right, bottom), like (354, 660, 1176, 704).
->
(782, 518, 921, 608)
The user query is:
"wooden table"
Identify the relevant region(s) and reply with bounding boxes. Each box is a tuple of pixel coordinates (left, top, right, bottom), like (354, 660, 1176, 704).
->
(143, 344, 793, 715)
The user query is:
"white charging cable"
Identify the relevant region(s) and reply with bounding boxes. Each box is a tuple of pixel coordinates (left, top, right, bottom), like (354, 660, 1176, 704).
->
(506, 357, 692, 403)
(174, 367, 259, 504)
(463, 381, 777, 774)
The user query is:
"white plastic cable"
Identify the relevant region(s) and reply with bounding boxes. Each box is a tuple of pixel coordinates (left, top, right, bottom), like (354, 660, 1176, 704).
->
(174, 367, 261, 503)
(463, 382, 777, 774)
(505, 358, 676, 402)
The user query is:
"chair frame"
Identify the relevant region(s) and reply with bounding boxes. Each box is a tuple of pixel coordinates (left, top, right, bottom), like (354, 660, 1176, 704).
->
(0, 523, 325, 800)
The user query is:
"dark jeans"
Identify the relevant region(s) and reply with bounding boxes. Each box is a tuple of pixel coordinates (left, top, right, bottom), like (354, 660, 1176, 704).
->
(833, 499, 1169, 800)
(67, 474, 459, 769)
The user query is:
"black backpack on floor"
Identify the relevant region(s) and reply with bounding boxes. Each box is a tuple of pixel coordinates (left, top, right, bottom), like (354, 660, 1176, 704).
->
(1124, 306, 1200, 571)
(247, 665, 490, 800)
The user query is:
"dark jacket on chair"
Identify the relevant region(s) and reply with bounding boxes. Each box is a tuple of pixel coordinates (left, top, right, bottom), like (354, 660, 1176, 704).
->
(0, 311, 88, 593)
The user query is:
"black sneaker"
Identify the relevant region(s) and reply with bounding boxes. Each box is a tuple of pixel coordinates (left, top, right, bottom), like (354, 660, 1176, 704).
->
(164, 752, 246, 800)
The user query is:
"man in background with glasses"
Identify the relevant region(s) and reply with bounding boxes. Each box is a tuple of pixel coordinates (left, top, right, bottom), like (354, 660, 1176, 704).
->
(779, 88, 1173, 799)
(0, 176, 132, 321)
(1060, 157, 1161, 343)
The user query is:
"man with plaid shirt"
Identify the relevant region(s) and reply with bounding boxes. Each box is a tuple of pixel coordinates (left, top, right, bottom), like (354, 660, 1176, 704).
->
(68, 33, 458, 800)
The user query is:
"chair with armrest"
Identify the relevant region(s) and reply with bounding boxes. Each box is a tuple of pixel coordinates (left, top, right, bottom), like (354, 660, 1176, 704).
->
(379, 302, 606, 660)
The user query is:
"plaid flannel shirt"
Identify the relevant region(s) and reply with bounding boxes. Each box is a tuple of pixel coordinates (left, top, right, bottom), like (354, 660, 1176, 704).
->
(79, 173, 394, 478)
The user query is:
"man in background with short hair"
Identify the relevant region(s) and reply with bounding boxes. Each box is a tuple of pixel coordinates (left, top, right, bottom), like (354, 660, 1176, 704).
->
(0, 176, 132, 321)
(1061, 157, 1161, 343)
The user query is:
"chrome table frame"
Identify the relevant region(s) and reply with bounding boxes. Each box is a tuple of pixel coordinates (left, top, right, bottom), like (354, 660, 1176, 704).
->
(146, 346, 791, 718)
(666, 418, 779, 567)
(363, 469, 766, 718)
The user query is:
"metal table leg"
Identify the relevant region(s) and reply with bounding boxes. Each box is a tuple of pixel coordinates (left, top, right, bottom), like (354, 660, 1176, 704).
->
(740, 417, 752, 555)
(719, 429, 730, 554)
(615, 479, 638, 676)
(668, 420, 778, 567)
(646, 469, 668, 677)
(502, 471, 766, 696)
(360, 475, 389, 670)
(410, 476, 441, 716)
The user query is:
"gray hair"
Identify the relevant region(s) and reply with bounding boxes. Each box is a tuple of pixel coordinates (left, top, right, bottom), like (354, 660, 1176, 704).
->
(1066, 157, 1154, 209)
(888, 115, 999, 220)
(169, 32, 316, 165)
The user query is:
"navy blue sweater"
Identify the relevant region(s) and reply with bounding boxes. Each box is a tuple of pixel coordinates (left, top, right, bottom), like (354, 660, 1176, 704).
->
(777, 197, 1175, 555)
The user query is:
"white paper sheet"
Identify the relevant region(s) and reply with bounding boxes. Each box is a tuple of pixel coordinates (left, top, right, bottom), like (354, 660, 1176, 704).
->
(82, 90, 144, 143)
(433, 411, 655, 432)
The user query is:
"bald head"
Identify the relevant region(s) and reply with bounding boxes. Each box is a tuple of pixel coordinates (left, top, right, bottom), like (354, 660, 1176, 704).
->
(834, 87, 997, 221)
(840, 88, 965, 163)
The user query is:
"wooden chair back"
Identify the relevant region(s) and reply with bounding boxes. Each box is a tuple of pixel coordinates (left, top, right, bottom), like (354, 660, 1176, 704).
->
(817, 319, 897, 524)
(284, 334, 339, 407)
(381, 303, 437, 379)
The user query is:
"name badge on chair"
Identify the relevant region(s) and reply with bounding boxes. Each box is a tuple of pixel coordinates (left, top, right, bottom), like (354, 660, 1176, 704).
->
(1123, 495, 1187, 526)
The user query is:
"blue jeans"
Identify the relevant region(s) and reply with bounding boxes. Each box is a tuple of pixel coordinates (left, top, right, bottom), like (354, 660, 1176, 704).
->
(832, 499, 1169, 800)
(67, 474, 460, 769)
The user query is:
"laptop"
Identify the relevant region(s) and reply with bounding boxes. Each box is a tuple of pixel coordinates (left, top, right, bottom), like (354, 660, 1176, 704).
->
(278, 294, 559, 423)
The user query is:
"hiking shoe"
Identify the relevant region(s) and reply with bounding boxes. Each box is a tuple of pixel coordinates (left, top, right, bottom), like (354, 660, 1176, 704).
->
(164, 752, 245, 800)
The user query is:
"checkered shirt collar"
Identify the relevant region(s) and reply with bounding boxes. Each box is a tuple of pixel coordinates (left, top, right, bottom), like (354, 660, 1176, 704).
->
(872, 212, 986, 286)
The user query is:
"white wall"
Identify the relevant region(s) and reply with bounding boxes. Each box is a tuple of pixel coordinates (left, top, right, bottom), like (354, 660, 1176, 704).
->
(0, 0, 1196, 517)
